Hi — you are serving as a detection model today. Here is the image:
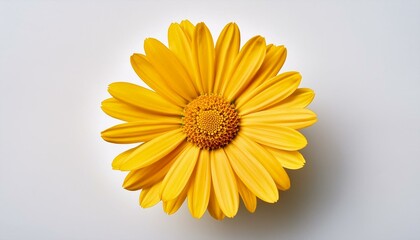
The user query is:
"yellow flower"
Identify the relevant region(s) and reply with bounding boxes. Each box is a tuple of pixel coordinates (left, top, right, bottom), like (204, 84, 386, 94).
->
(101, 20, 316, 220)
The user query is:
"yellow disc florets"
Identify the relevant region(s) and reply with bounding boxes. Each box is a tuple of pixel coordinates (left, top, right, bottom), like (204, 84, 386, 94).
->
(183, 94, 240, 150)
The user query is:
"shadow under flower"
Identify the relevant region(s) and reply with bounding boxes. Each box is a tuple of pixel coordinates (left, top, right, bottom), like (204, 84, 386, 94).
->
(191, 107, 345, 239)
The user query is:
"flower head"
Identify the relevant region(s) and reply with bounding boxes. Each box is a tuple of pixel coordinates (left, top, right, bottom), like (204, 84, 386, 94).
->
(101, 20, 316, 220)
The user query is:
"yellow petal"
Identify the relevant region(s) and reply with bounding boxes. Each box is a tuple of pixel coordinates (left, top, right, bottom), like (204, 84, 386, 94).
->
(112, 145, 139, 170)
(163, 181, 190, 215)
(191, 22, 215, 94)
(241, 45, 287, 98)
(208, 187, 225, 220)
(179, 20, 195, 42)
(241, 108, 317, 130)
(214, 23, 240, 95)
(139, 182, 162, 208)
(236, 71, 296, 109)
(144, 38, 198, 101)
(161, 144, 200, 201)
(223, 36, 266, 101)
(123, 142, 188, 190)
(168, 23, 196, 92)
(101, 118, 181, 144)
(187, 150, 211, 218)
(224, 139, 278, 203)
(237, 71, 301, 114)
(234, 134, 290, 190)
(241, 125, 307, 151)
(265, 147, 306, 170)
(272, 88, 315, 109)
(237, 177, 257, 213)
(119, 129, 185, 171)
(108, 82, 182, 116)
(131, 54, 188, 107)
(102, 98, 155, 122)
(211, 149, 239, 218)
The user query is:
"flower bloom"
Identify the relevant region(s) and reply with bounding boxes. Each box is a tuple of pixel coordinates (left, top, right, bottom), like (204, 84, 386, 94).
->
(101, 20, 317, 220)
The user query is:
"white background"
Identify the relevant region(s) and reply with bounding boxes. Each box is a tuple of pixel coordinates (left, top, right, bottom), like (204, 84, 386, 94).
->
(1, 0, 420, 239)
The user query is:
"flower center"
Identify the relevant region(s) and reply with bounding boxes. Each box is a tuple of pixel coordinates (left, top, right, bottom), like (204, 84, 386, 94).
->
(183, 94, 239, 150)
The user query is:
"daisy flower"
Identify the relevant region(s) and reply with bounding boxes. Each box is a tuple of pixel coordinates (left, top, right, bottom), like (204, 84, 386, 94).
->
(101, 20, 316, 220)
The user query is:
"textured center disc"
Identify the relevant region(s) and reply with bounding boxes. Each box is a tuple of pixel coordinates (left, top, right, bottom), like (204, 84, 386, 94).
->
(197, 110, 223, 134)
(183, 95, 239, 150)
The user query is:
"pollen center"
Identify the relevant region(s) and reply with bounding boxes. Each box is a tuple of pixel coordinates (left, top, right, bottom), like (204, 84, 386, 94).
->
(197, 110, 223, 134)
(183, 95, 239, 150)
